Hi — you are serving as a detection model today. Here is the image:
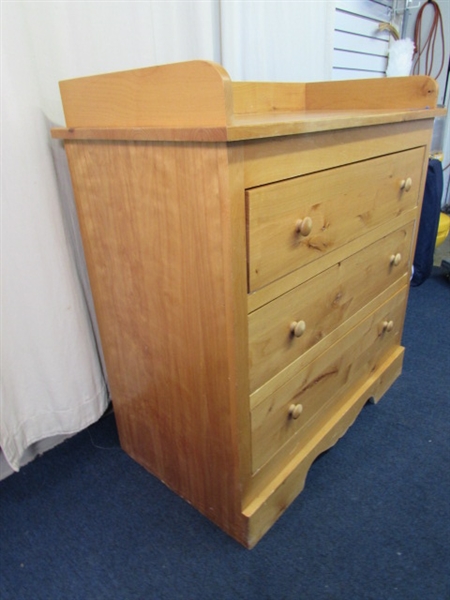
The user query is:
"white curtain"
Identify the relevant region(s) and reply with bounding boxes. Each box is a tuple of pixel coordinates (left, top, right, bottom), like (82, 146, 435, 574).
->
(221, 0, 334, 82)
(1, 1, 334, 475)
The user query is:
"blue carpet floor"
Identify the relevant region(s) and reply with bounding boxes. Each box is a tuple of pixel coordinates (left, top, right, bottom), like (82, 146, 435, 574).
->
(1, 269, 449, 600)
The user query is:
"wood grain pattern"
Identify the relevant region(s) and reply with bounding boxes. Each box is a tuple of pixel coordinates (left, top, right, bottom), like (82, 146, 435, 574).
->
(53, 63, 443, 142)
(251, 287, 407, 473)
(57, 63, 439, 548)
(64, 139, 248, 540)
(305, 75, 439, 110)
(247, 209, 418, 315)
(248, 223, 414, 392)
(247, 147, 424, 291)
(226, 108, 444, 141)
(249, 274, 409, 412)
(244, 347, 405, 548)
(51, 107, 444, 143)
(232, 82, 307, 114)
(60, 61, 233, 129)
(243, 120, 433, 189)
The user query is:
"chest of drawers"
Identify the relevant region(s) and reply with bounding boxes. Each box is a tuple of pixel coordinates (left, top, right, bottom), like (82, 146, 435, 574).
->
(53, 61, 444, 548)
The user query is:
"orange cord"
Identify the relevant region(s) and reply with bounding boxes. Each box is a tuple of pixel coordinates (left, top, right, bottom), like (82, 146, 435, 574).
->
(412, 0, 445, 79)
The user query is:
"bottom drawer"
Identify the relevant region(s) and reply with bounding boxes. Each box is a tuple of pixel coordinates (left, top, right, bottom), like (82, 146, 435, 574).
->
(251, 288, 408, 474)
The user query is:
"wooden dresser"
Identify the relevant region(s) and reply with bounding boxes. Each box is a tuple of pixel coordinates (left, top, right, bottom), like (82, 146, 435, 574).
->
(53, 61, 444, 548)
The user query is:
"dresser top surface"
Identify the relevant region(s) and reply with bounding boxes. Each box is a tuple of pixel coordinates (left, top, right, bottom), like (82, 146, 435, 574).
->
(52, 60, 446, 142)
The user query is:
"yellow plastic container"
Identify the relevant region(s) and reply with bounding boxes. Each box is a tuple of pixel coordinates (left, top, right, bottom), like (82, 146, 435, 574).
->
(436, 212, 450, 247)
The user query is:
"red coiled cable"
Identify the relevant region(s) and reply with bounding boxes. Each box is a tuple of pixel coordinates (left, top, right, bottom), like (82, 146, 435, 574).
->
(412, 0, 446, 79)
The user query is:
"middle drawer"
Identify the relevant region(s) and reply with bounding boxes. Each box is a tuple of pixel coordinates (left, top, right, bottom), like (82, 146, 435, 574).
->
(248, 222, 413, 393)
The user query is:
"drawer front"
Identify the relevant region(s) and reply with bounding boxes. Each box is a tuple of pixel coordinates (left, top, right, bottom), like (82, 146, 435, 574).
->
(251, 288, 407, 474)
(247, 148, 424, 291)
(249, 222, 413, 393)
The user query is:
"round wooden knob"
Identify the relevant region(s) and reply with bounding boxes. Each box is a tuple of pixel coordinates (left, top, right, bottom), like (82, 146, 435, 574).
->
(289, 403, 303, 419)
(400, 177, 412, 192)
(390, 253, 402, 266)
(295, 217, 312, 236)
(290, 320, 306, 337)
(383, 320, 394, 332)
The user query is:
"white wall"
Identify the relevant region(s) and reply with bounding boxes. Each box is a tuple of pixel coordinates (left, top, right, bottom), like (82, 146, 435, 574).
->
(19, 1, 222, 126)
(221, 1, 334, 82)
(332, 0, 393, 80)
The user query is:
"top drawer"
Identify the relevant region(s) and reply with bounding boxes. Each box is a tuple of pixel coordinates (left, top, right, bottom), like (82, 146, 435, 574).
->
(246, 147, 424, 292)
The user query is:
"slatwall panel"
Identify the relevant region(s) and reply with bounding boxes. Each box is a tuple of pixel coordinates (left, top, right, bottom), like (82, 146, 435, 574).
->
(333, 0, 395, 80)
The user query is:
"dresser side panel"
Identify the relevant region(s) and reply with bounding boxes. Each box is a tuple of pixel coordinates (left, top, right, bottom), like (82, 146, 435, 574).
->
(64, 140, 248, 539)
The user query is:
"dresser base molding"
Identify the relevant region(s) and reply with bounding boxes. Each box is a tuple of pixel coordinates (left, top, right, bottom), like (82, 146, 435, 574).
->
(243, 346, 404, 549)
(121, 346, 403, 550)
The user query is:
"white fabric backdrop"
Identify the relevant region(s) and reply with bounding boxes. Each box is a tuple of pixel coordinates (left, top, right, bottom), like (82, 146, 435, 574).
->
(1, 1, 334, 474)
(221, 0, 334, 82)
